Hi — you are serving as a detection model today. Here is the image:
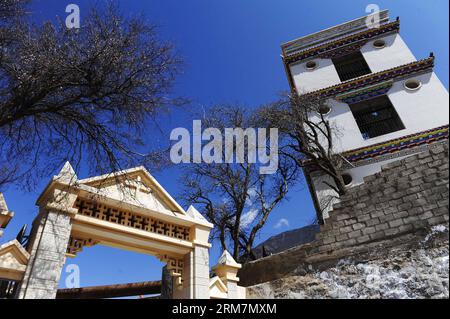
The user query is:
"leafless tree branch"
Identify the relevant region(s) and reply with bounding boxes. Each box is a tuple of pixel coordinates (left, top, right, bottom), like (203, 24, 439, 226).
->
(180, 105, 300, 262)
(0, 1, 181, 190)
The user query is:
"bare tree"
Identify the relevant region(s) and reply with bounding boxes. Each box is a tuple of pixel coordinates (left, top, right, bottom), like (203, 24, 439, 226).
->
(258, 92, 348, 202)
(180, 106, 299, 261)
(0, 0, 26, 19)
(0, 2, 181, 190)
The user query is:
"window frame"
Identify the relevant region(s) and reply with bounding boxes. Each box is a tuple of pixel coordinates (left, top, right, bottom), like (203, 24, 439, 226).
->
(348, 95, 406, 140)
(332, 51, 372, 82)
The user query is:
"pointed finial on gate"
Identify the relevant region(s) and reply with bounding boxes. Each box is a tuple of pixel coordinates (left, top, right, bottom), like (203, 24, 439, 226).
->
(0, 193, 8, 212)
(186, 205, 208, 223)
(213, 250, 242, 285)
(0, 193, 14, 232)
(216, 250, 241, 268)
(54, 161, 78, 184)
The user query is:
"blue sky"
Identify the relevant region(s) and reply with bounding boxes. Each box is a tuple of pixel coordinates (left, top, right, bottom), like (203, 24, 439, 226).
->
(1, 0, 448, 289)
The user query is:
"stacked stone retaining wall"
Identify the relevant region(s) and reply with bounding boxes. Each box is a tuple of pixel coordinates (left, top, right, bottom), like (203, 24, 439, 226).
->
(239, 141, 449, 286)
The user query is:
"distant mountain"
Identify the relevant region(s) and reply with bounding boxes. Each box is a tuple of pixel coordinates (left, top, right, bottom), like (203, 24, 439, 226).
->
(245, 224, 321, 261)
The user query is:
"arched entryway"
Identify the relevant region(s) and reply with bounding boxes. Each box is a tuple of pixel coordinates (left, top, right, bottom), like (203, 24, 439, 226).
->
(56, 245, 166, 299)
(16, 163, 213, 299)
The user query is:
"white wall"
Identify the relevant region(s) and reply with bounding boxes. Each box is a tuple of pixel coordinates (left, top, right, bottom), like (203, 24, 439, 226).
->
(309, 70, 449, 221)
(309, 71, 449, 153)
(290, 33, 417, 95)
(311, 173, 340, 220)
(290, 59, 341, 94)
(362, 33, 417, 72)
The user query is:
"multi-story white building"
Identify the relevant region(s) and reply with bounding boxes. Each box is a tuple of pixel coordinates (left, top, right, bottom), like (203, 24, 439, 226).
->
(281, 10, 449, 222)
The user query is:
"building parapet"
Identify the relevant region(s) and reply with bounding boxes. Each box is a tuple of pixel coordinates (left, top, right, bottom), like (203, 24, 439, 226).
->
(281, 10, 390, 57)
(283, 19, 399, 64)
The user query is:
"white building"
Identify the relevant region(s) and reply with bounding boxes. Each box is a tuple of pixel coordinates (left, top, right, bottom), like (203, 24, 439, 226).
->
(281, 10, 449, 222)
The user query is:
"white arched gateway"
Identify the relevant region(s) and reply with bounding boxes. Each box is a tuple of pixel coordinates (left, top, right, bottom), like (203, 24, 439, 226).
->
(2, 162, 244, 299)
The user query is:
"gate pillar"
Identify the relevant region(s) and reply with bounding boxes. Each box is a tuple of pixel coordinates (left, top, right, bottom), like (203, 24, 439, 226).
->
(17, 163, 78, 299)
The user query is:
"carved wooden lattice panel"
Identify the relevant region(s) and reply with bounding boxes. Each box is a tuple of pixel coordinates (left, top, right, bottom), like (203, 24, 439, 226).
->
(66, 236, 98, 257)
(74, 199, 191, 241)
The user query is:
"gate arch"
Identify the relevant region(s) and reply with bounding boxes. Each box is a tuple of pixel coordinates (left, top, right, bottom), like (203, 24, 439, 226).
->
(17, 162, 213, 299)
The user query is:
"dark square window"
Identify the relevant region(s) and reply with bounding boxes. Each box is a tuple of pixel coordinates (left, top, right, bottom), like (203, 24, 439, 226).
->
(349, 95, 405, 140)
(332, 51, 372, 82)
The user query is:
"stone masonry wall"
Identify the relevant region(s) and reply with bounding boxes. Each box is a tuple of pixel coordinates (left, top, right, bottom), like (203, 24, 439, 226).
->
(239, 141, 449, 286)
(313, 141, 449, 253)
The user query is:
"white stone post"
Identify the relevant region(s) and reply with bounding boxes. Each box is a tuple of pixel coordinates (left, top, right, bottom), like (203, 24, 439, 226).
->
(173, 205, 213, 299)
(213, 250, 242, 299)
(17, 210, 72, 299)
(0, 192, 14, 239)
(17, 162, 78, 299)
(172, 245, 210, 299)
(193, 245, 210, 299)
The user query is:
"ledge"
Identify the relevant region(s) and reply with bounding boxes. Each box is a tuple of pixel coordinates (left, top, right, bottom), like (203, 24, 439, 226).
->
(307, 56, 434, 98)
(342, 125, 449, 163)
(283, 19, 399, 64)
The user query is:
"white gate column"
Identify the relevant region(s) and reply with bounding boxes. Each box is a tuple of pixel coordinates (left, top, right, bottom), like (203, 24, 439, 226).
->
(192, 245, 210, 299)
(18, 210, 73, 299)
(18, 162, 78, 299)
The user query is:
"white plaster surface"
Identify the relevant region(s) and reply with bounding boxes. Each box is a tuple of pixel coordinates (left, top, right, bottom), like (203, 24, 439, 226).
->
(361, 33, 416, 73)
(289, 34, 418, 95)
(308, 71, 449, 154)
(291, 59, 342, 94)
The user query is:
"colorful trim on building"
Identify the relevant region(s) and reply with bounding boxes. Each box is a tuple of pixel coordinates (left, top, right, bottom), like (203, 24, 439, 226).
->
(282, 10, 390, 56)
(318, 41, 368, 60)
(283, 20, 400, 64)
(342, 125, 449, 163)
(309, 56, 434, 98)
(335, 80, 394, 105)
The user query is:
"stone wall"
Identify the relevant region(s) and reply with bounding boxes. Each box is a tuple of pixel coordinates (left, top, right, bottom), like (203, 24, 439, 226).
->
(246, 228, 449, 299)
(314, 141, 448, 253)
(239, 141, 449, 287)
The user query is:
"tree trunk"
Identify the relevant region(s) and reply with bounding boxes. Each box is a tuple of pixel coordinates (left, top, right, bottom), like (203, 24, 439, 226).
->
(233, 235, 240, 261)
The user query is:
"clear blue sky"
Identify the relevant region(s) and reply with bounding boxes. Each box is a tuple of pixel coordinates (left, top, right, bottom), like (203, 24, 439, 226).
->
(1, 0, 448, 289)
